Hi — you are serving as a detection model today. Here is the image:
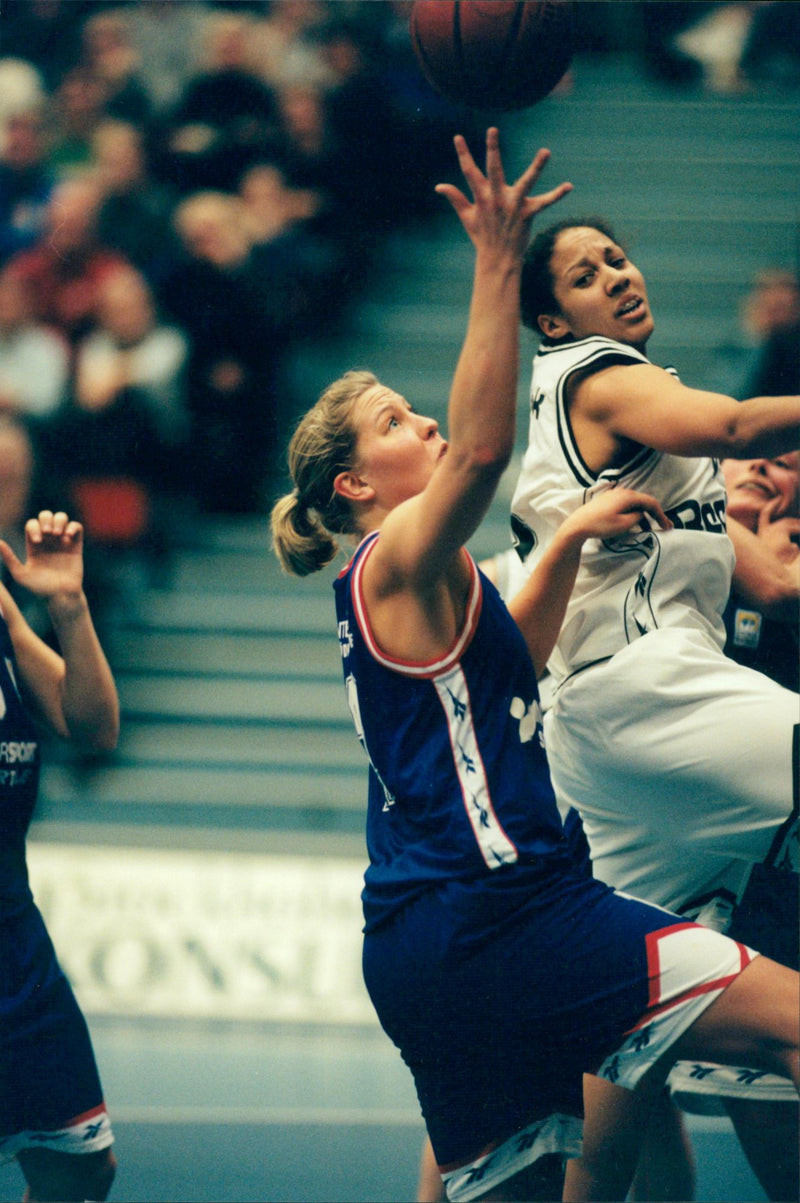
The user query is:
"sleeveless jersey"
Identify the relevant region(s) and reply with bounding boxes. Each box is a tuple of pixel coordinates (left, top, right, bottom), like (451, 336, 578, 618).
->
(510, 336, 735, 686)
(333, 532, 574, 933)
(0, 604, 41, 919)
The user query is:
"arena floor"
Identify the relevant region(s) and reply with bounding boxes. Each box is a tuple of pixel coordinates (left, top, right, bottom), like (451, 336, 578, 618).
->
(0, 1017, 769, 1201)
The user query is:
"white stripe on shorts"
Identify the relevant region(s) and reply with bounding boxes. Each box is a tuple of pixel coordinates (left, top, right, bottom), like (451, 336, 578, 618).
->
(441, 1113, 582, 1203)
(0, 1103, 114, 1158)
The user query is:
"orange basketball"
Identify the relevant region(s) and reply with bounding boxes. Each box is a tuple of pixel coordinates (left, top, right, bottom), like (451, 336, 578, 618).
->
(410, 0, 573, 111)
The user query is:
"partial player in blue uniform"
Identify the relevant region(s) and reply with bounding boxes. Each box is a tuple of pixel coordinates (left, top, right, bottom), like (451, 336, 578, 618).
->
(0, 509, 119, 1202)
(271, 129, 800, 1203)
(722, 452, 799, 694)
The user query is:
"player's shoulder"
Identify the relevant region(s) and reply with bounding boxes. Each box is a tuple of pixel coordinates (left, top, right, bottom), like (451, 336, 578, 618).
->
(535, 335, 647, 376)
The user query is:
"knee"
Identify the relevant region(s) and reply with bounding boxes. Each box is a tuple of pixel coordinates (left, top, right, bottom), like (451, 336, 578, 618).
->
(19, 1146, 116, 1203)
(88, 1148, 117, 1201)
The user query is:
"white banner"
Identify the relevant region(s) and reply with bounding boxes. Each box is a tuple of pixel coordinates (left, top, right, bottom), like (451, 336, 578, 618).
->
(27, 843, 377, 1025)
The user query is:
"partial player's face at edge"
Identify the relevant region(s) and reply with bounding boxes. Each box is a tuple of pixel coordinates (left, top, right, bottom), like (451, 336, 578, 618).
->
(723, 452, 800, 530)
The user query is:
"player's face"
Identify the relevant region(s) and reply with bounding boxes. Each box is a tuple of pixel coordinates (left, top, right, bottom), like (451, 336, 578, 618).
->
(350, 384, 447, 509)
(723, 452, 800, 530)
(540, 227, 655, 350)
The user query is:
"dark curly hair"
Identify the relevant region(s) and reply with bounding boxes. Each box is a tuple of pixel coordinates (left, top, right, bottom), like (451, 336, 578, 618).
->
(520, 217, 623, 338)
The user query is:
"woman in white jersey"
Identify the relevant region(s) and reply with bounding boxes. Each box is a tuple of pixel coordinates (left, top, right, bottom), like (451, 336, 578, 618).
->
(511, 217, 799, 1199)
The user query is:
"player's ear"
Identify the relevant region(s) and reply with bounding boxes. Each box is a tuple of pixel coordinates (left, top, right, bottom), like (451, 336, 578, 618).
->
(333, 470, 374, 503)
(538, 312, 569, 339)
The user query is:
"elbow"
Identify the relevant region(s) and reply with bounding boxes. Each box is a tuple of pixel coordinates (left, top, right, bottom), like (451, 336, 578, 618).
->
(450, 441, 513, 489)
(472, 440, 514, 479)
(716, 414, 749, 458)
(93, 704, 121, 754)
(69, 706, 120, 755)
(91, 720, 120, 755)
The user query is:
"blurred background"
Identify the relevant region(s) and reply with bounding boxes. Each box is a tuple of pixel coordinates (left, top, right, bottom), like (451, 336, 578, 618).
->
(0, 1, 798, 1198)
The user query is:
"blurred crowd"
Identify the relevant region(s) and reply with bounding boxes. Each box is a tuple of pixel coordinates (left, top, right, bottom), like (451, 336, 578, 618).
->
(0, 0, 797, 629)
(0, 0, 468, 624)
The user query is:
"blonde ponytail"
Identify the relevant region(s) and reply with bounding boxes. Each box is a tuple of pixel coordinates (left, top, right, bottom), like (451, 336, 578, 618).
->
(271, 489, 340, 576)
(270, 370, 379, 576)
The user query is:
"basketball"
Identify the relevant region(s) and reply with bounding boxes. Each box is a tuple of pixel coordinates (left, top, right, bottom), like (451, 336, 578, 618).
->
(409, 1, 573, 112)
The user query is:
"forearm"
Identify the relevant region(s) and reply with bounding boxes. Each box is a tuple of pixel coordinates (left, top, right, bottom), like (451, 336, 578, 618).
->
(728, 518, 800, 619)
(728, 396, 800, 459)
(447, 251, 522, 473)
(47, 590, 120, 751)
(507, 524, 585, 677)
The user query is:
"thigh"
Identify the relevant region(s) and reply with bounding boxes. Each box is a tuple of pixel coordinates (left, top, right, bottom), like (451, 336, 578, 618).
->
(1, 972, 107, 1140)
(669, 955, 799, 1082)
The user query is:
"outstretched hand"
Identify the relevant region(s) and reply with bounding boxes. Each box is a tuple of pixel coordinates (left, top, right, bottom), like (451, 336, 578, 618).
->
(435, 127, 572, 258)
(0, 510, 85, 600)
(565, 488, 673, 542)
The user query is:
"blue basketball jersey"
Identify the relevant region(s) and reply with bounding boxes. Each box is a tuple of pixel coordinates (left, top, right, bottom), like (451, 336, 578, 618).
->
(0, 604, 41, 919)
(333, 532, 574, 932)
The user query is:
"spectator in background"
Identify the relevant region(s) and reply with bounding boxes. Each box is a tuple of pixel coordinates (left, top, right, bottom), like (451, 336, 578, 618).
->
(153, 9, 281, 195)
(745, 269, 800, 398)
(0, 267, 69, 421)
(673, 1, 800, 93)
(38, 269, 175, 617)
(78, 8, 152, 127)
(4, 174, 131, 352)
(92, 118, 181, 291)
(72, 266, 188, 471)
(272, 6, 461, 279)
(714, 267, 800, 400)
(161, 190, 286, 513)
(250, 0, 331, 92)
(0, 1, 88, 93)
(0, 57, 46, 134)
(315, 16, 399, 222)
(739, 0, 800, 89)
(238, 160, 344, 337)
(47, 65, 109, 180)
(239, 160, 320, 248)
(0, 105, 54, 267)
(125, 0, 212, 119)
(276, 80, 374, 294)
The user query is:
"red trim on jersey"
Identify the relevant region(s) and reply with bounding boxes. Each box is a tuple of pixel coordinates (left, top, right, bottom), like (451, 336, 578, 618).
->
(350, 533, 483, 678)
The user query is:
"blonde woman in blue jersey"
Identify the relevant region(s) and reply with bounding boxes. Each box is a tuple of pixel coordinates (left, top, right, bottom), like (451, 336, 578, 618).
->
(510, 218, 800, 1199)
(271, 131, 799, 1203)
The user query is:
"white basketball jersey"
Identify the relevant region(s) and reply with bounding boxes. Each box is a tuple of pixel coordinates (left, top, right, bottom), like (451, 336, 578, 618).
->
(510, 336, 735, 686)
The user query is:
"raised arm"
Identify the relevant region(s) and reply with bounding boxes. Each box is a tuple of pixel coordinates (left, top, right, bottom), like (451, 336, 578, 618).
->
(507, 489, 671, 677)
(0, 511, 119, 752)
(573, 363, 800, 464)
(377, 129, 572, 586)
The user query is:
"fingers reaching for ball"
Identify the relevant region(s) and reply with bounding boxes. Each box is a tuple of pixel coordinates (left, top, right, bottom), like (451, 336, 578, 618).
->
(436, 128, 571, 254)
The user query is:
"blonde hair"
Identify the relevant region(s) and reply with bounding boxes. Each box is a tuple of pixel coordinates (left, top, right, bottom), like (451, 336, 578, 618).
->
(271, 370, 378, 576)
